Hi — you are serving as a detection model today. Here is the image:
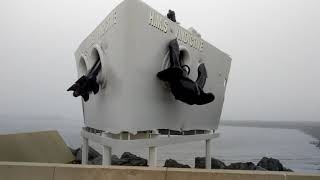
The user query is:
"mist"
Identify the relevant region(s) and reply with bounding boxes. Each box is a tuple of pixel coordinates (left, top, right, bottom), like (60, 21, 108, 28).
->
(0, 0, 319, 122)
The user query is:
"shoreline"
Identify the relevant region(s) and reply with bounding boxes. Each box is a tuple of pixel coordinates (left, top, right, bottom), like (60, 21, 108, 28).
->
(221, 120, 320, 140)
(221, 120, 320, 150)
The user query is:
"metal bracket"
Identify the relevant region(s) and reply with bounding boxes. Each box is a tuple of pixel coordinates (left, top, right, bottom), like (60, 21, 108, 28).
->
(81, 127, 218, 168)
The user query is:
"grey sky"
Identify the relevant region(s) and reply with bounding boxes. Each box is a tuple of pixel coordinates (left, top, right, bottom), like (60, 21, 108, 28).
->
(0, 0, 319, 121)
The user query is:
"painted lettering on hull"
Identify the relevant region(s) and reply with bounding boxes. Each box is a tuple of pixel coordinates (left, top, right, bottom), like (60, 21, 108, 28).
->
(149, 11, 169, 33)
(148, 10, 204, 52)
(175, 28, 204, 52)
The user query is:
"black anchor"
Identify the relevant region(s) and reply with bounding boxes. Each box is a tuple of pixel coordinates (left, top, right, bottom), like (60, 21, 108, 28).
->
(157, 39, 215, 105)
(67, 59, 101, 102)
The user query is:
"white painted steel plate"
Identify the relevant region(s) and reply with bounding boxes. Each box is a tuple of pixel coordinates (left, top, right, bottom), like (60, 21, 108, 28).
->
(74, 0, 232, 133)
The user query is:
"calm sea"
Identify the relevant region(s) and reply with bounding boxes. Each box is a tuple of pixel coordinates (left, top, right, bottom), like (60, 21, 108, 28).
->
(0, 117, 319, 173)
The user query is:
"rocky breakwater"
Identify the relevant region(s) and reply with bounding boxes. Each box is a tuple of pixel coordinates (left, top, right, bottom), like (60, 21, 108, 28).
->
(69, 147, 147, 166)
(69, 146, 293, 171)
(310, 140, 320, 149)
(194, 157, 226, 169)
(194, 156, 293, 171)
(163, 159, 191, 168)
(257, 157, 293, 171)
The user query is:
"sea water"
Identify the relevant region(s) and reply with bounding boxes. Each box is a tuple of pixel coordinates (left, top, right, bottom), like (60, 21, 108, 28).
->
(0, 117, 319, 172)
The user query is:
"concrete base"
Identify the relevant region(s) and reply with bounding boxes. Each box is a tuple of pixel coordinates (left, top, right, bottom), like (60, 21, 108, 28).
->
(81, 128, 218, 167)
(1, 162, 319, 180)
(0, 130, 74, 163)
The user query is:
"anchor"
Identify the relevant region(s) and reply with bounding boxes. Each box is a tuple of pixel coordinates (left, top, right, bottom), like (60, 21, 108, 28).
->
(67, 59, 102, 102)
(157, 39, 215, 105)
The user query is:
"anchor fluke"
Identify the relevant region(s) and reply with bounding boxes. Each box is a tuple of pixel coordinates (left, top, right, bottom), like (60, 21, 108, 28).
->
(67, 60, 102, 102)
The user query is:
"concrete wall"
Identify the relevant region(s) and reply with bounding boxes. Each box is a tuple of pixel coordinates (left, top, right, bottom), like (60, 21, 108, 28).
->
(0, 131, 74, 163)
(0, 162, 319, 180)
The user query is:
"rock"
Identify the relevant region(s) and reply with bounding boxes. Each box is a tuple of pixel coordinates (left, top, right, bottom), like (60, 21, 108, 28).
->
(67, 147, 80, 164)
(257, 157, 292, 171)
(255, 166, 268, 171)
(226, 162, 266, 171)
(111, 155, 128, 165)
(69, 160, 81, 164)
(68, 147, 81, 164)
(283, 167, 294, 172)
(195, 157, 226, 169)
(69, 147, 79, 157)
(89, 154, 137, 165)
(111, 155, 121, 165)
(75, 146, 101, 162)
(85, 152, 147, 166)
(310, 141, 320, 149)
(118, 152, 148, 166)
(310, 141, 318, 145)
(164, 159, 191, 168)
(89, 156, 102, 165)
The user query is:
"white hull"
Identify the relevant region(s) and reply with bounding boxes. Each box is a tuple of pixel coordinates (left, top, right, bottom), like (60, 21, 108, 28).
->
(74, 0, 232, 133)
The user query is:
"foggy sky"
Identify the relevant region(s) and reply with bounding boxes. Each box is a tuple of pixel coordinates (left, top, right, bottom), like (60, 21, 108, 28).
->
(0, 0, 319, 122)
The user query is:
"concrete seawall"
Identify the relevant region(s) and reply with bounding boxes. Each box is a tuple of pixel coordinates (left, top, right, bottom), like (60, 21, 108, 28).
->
(0, 162, 319, 180)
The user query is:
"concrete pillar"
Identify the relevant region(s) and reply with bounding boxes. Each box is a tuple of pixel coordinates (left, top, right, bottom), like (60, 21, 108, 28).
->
(82, 137, 89, 165)
(148, 146, 157, 167)
(102, 146, 112, 165)
(102, 133, 112, 165)
(205, 139, 211, 169)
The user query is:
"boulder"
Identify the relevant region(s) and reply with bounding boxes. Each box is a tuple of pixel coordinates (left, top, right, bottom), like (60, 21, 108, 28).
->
(310, 141, 320, 149)
(255, 166, 268, 171)
(81, 151, 147, 166)
(89, 156, 102, 165)
(111, 155, 129, 165)
(75, 146, 101, 162)
(164, 159, 191, 168)
(195, 157, 226, 169)
(68, 147, 81, 164)
(283, 167, 294, 172)
(89, 154, 136, 165)
(118, 152, 148, 166)
(257, 157, 292, 171)
(226, 162, 266, 171)
(69, 147, 79, 157)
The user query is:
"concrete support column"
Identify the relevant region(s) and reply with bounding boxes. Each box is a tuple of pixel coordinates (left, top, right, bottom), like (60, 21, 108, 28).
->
(205, 139, 211, 169)
(82, 137, 89, 165)
(102, 146, 112, 165)
(102, 133, 112, 165)
(148, 146, 157, 167)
